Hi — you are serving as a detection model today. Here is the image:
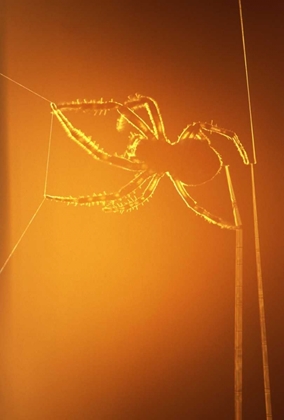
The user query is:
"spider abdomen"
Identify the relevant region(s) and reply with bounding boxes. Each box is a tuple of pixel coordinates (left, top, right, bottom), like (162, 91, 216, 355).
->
(170, 139, 222, 185)
(135, 138, 222, 186)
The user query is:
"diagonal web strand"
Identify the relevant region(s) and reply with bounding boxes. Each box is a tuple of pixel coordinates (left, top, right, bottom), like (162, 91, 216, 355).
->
(44, 112, 54, 195)
(0, 72, 51, 103)
(0, 73, 54, 274)
(0, 198, 46, 274)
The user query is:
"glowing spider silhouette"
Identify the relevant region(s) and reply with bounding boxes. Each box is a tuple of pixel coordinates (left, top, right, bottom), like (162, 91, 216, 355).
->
(47, 95, 249, 229)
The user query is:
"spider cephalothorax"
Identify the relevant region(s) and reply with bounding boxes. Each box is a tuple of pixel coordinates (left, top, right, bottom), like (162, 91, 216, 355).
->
(47, 94, 249, 229)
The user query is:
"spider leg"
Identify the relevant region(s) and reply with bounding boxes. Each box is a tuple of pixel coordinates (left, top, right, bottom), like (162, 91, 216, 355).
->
(122, 94, 167, 141)
(176, 123, 207, 143)
(104, 173, 164, 213)
(45, 170, 154, 207)
(55, 98, 122, 114)
(198, 122, 250, 165)
(116, 105, 155, 138)
(51, 103, 145, 172)
(55, 98, 155, 140)
(170, 176, 237, 230)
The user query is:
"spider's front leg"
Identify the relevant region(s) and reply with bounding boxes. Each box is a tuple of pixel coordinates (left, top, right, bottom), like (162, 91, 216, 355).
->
(120, 94, 167, 141)
(50, 103, 145, 172)
(54, 97, 155, 141)
(54, 98, 121, 115)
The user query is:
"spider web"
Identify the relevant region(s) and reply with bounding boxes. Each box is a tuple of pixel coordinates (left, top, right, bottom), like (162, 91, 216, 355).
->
(0, 2, 273, 418)
(0, 6, 272, 419)
(0, 73, 53, 273)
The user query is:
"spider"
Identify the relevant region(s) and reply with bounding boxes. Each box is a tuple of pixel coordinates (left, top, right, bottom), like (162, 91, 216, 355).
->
(46, 94, 249, 229)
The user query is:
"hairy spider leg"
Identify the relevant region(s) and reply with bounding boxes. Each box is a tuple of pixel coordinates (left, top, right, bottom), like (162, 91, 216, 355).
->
(170, 177, 237, 230)
(104, 173, 164, 213)
(55, 98, 155, 140)
(45, 170, 154, 207)
(198, 122, 250, 165)
(55, 98, 121, 114)
(177, 122, 223, 167)
(115, 103, 163, 162)
(123, 94, 167, 141)
(177, 122, 212, 143)
(50, 103, 145, 172)
(116, 104, 155, 138)
(116, 95, 170, 163)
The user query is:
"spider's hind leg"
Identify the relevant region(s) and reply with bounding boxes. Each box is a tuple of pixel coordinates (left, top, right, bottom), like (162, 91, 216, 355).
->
(199, 122, 250, 165)
(171, 177, 238, 230)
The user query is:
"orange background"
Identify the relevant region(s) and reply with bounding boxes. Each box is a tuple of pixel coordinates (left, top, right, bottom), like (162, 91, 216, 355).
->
(1, 1, 283, 419)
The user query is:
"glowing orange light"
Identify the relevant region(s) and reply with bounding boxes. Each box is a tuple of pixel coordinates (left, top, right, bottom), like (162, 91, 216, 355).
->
(47, 94, 249, 229)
